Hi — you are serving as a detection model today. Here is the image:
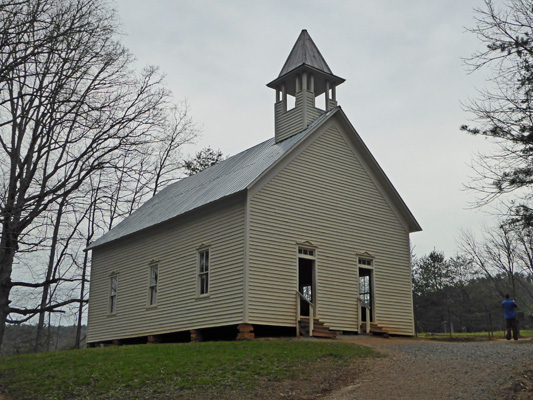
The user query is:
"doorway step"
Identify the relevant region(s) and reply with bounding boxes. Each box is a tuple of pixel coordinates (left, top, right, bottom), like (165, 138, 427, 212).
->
(360, 322, 389, 336)
(299, 317, 336, 339)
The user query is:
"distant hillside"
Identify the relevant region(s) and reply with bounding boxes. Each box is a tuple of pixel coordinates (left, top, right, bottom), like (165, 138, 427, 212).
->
(1, 324, 86, 356)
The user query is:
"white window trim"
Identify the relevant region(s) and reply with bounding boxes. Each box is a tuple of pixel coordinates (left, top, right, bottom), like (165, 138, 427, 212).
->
(109, 274, 118, 315)
(297, 246, 317, 260)
(357, 257, 376, 322)
(356, 252, 375, 266)
(358, 257, 374, 267)
(147, 263, 158, 307)
(197, 248, 210, 298)
(296, 244, 318, 310)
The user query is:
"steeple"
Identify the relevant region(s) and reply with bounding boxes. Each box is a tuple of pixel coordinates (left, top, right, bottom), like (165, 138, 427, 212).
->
(278, 29, 333, 79)
(267, 30, 345, 143)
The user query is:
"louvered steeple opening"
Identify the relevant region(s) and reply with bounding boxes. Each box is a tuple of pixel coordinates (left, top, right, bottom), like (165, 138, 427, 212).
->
(267, 30, 345, 143)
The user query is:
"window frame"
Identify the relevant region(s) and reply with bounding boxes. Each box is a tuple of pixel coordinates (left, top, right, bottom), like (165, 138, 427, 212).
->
(148, 263, 158, 306)
(298, 247, 316, 259)
(358, 269, 372, 307)
(358, 257, 373, 267)
(297, 245, 318, 313)
(197, 249, 210, 297)
(109, 274, 118, 315)
(357, 255, 375, 322)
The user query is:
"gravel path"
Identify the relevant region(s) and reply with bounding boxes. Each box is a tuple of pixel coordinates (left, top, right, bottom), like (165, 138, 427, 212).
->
(321, 336, 533, 400)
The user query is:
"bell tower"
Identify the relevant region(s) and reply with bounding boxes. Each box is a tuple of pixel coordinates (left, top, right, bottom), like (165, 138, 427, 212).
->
(267, 30, 345, 143)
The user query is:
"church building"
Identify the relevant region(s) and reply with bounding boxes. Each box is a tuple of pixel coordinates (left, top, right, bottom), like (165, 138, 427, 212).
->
(86, 30, 421, 345)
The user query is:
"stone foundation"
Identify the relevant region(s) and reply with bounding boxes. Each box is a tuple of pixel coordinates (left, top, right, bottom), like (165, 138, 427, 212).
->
(147, 335, 162, 344)
(190, 329, 203, 342)
(237, 324, 254, 340)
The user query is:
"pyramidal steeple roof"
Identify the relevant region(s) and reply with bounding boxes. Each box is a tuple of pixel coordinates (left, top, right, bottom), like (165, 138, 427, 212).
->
(278, 29, 333, 77)
(267, 30, 344, 96)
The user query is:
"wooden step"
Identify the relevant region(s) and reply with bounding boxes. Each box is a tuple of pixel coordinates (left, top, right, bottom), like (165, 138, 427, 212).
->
(299, 317, 336, 339)
(311, 330, 336, 339)
(360, 322, 388, 335)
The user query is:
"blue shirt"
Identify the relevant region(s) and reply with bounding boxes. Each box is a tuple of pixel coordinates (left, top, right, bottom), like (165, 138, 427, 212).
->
(502, 299, 517, 319)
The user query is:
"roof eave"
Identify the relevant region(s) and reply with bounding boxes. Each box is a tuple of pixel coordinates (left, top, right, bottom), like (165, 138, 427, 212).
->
(85, 190, 248, 251)
(266, 64, 345, 96)
(334, 108, 422, 233)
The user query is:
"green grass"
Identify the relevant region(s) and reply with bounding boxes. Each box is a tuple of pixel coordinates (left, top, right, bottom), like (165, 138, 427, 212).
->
(0, 339, 376, 399)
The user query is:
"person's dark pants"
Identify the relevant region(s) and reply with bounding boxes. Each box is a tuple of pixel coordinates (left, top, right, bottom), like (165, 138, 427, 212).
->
(506, 318, 519, 340)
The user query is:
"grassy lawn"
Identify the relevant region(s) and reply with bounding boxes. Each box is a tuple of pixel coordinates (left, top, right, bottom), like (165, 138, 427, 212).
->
(418, 329, 533, 340)
(0, 339, 376, 400)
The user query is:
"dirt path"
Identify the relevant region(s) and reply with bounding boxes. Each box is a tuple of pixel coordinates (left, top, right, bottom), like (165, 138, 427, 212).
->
(321, 335, 533, 400)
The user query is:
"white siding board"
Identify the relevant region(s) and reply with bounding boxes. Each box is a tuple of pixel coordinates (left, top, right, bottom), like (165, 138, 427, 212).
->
(307, 107, 325, 125)
(248, 124, 414, 334)
(276, 104, 304, 142)
(275, 91, 326, 142)
(87, 201, 245, 343)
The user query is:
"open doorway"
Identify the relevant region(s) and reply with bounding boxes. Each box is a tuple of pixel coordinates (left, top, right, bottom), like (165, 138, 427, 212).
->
(359, 267, 374, 322)
(298, 256, 315, 317)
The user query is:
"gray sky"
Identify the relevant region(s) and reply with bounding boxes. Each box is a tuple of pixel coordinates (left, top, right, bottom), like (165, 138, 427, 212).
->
(114, 0, 498, 257)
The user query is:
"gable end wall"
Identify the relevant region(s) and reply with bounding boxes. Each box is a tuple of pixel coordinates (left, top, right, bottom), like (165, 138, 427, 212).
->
(247, 124, 414, 335)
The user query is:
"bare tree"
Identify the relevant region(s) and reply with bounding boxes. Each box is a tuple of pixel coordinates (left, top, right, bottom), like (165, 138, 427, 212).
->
(33, 197, 67, 352)
(458, 225, 531, 299)
(463, 0, 533, 219)
(62, 103, 196, 349)
(152, 102, 198, 195)
(513, 225, 533, 276)
(0, 0, 188, 349)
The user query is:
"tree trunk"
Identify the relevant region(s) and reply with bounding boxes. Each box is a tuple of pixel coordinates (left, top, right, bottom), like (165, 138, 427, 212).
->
(34, 201, 65, 352)
(0, 231, 17, 351)
(46, 311, 52, 352)
(75, 249, 89, 349)
(34, 292, 50, 352)
(76, 186, 98, 349)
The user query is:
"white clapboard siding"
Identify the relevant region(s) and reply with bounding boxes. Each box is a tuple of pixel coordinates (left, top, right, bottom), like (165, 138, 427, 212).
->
(307, 107, 323, 124)
(86, 200, 245, 343)
(275, 90, 325, 142)
(275, 102, 304, 142)
(306, 98, 323, 125)
(248, 124, 414, 335)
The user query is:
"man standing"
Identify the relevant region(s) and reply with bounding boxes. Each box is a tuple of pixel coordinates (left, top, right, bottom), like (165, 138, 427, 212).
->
(502, 294, 519, 340)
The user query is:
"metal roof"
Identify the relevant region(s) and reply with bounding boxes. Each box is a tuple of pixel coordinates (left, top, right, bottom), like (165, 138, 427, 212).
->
(267, 30, 345, 97)
(87, 110, 335, 250)
(278, 29, 333, 77)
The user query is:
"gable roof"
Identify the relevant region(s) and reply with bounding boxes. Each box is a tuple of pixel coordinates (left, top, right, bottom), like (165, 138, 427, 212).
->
(88, 106, 421, 251)
(86, 109, 336, 250)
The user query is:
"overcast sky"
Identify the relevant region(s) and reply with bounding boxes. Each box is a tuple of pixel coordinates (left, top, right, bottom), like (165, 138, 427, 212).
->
(113, 0, 500, 257)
